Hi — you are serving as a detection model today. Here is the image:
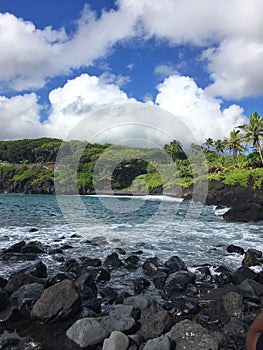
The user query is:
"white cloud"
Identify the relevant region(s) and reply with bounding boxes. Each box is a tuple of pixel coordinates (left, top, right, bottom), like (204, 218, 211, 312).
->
(0, 93, 43, 139)
(155, 75, 246, 141)
(0, 5, 138, 90)
(204, 38, 263, 99)
(154, 64, 178, 78)
(44, 73, 135, 139)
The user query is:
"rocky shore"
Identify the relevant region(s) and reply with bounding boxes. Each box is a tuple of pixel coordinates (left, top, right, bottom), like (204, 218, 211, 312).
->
(0, 238, 263, 349)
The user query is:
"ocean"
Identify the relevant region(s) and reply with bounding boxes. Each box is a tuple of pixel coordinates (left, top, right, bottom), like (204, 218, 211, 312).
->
(0, 193, 262, 278)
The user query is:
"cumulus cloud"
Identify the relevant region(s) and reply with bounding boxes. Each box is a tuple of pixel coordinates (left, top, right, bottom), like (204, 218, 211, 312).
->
(0, 93, 43, 139)
(0, 5, 138, 90)
(154, 64, 178, 78)
(204, 38, 263, 99)
(155, 75, 246, 141)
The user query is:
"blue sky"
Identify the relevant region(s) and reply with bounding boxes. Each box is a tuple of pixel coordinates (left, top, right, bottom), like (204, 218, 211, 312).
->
(0, 0, 262, 142)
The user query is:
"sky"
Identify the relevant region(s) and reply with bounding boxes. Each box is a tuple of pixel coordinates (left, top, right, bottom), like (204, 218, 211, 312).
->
(0, 0, 262, 144)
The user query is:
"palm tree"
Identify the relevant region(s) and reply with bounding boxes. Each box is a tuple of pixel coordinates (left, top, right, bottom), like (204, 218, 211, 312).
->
(224, 129, 245, 163)
(204, 138, 214, 151)
(237, 112, 263, 165)
(214, 139, 224, 155)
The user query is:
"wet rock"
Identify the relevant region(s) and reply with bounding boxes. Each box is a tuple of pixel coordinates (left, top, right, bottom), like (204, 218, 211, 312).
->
(133, 277, 150, 294)
(167, 319, 218, 350)
(223, 203, 263, 222)
(26, 261, 47, 278)
(80, 257, 102, 268)
(242, 250, 261, 267)
(74, 273, 98, 300)
(226, 244, 244, 255)
(143, 335, 171, 350)
(60, 244, 74, 250)
(104, 253, 123, 268)
(21, 241, 44, 254)
(95, 268, 111, 283)
(248, 248, 262, 258)
(0, 276, 8, 288)
(235, 278, 263, 300)
(222, 292, 243, 317)
(66, 315, 136, 348)
(124, 255, 140, 270)
(142, 257, 163, 275)
(9, 283, 44, 316)
(62, 259, 81, 277)
(153, 270, 168, 289)
(231, 266, 257, 284)
(0, 289, 9, 311)
(109, 304, 140, 321)
(137, 310, 172, 340)
(164, 256, 187, 272)
(123, 296, 161, 318)
(222, 319, 248, 338)
(29, 228, 39, 232)
(185, 283, 198, 297)
(164, 271, 195, 297)
(1, 241, 26, 255)
(164, 296, 199, 316)
(5, 273, 46, 293)
(48, 272, 71, 286)
(1, 252, 37, 261)
(88, 236, 108, 246)
(102, 331, 129, 350)
(31, 279, 80, 322)
(195, 266, 212, 284)
(100, 287, 118, 302)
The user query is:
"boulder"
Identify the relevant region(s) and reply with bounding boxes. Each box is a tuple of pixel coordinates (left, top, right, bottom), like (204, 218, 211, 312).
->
(143, 335, 171, 350)
(5, 272, 46, 293)
(66, 315, 136, 348)
(137, 310, 172, 340)
(231, 266, 257, 284)
(124, 255, 140, 270)
(242, 250, 261, 267)
(109, 304, 140, 320)
(123, 296, 161, 317)
(74, 273, 97, 300)
(167, 319, 219, 350)
(102, 331, 129, 350)
(164, 271, 195, 297)
(164, 256, 187, 272)
(1, 241, 25, 255)
(20, 241, 44, 254)
(223, 203, 263, 222)
(31, 279, 80, 322)
(9, 283, 44, 315)
(142, 257, 163, 275)
(104, 253, 123, 267)
(226, 244, 244, 255)
(133, 277, 150, 294)
(0, 289, 9, 311)
(222, 292, 243, 317)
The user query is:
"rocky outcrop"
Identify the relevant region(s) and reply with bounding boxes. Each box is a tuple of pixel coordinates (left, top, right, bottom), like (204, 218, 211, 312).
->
(223, 203, 263, 222)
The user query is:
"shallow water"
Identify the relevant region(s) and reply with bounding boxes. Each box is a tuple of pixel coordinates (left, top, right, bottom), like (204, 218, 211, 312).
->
(0, 193, 262, 277)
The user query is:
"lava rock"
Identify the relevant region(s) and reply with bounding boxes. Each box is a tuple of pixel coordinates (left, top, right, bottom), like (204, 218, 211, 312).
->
(164, 271, 195, 297)
(133, 277, 150, 294)
(143, 335, 171, 350)
(26, 261, 47, 278)
(137, 310, 172, 340)
(102, 331, 129, 350)
(20, 241, 44, 254)
(164, 256, 188, 272)
(0, 289, 9, 311)
(5, 272, 46, 293)
(231, 266, 257, 284)
(31, 279, 80, 322)
(223, 203, 263, 222)
(226, 244, 244, 255)
(104, 253, 123, 268)
(222, 292, 243, 317)
(80, 257, 102, 268)
(74, 273, 98, 300)
(124, 255, 140, 270)
(1, 241, 26, 255)
(142, 257, 163, 275)
(123, 296, 161, 318)
(109, 304, 140, 321)
(242, 250, 261, 267)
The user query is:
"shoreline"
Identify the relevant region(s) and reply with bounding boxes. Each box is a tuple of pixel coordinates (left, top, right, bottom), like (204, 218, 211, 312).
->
(0, 238, 262, 349)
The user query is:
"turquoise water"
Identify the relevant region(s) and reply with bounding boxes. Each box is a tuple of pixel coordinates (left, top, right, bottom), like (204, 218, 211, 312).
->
(0, 193, 263, 276)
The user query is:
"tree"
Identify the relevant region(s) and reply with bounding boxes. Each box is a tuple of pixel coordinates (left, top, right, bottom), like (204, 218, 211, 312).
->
(164, 140, 187, 161)
(224, 129, 245, 163)
(214, 139, 225, 155)
(204, 138, 214, 151)
(238, 112, 263, 165)
(190, 143, 203, 154)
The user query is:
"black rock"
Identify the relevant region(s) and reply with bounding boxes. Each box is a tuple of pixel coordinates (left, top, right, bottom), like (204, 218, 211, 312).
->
(226, 244, 244, 255)
(5, 272, 46, 293)
(80, 257, 102, 268)
(125, 255, 140, 269)
(49, 248, 64, 255)
(0, 276, 8, 288)
(133, 277, 150, 294)
(27, 261, 47, 278)
(242, 250, 261, 267)
(0, 289, 9, 311)
(74, 273, 97, 300)
(1, 252, 37, 261)
(164, 271, 195, 297)
(153, 270, 168, 289)
(235, 279, 263, 300)
(95, 268, 111, 283)
(21, 241, 44, 254)
(231, 266, 257, 284)
(100, 287, 118, 302)
(164, 256, 188, 272)
(29, 228, 39, 232)
(62, 259, 81, 277)
(104, 253, 123, 267)
(223, 203, 263, 222)
(142, 257, 163, 275)
(60, 244, 74, 250)
(48, 273, 71, 286)
(1, 241, 26, 255)
(164, 296, 199, 315)
(9, 283, 44, 316)
(81, 298, 102, 313)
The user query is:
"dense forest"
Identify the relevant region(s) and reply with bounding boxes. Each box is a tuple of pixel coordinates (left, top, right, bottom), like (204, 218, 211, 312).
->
(1, 112, 263, 196)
